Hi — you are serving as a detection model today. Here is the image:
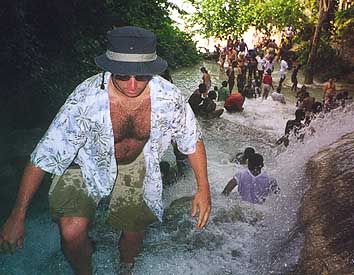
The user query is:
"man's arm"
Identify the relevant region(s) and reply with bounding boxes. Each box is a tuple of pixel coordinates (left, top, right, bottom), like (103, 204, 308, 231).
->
(188, 140, 211, 229)
(0, 162, 45, 254)
(222, 178, 237, 196)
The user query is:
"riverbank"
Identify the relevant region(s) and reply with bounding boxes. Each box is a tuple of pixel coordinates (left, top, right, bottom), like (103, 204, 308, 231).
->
(292, 131, 354, 275)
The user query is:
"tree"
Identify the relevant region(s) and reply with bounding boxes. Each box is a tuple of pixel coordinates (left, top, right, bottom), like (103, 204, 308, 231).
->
(186, 0, 305, 37)
(304, 0, 335, 84)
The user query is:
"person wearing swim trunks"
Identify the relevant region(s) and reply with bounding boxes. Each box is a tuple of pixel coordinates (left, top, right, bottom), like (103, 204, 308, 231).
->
(0, 27, 211, 275)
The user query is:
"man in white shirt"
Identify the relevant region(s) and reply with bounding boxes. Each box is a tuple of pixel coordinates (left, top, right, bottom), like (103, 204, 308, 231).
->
(256, 52, 266, 82)
(278, 58, 288, 90)
(0, 26, 211, 274)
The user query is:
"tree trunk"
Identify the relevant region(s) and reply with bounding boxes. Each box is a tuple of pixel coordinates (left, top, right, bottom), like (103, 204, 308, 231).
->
(304, 0, 332, 84)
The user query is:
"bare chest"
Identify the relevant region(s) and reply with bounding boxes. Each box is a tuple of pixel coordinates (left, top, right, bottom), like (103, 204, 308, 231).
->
(110, 100, 151, 163)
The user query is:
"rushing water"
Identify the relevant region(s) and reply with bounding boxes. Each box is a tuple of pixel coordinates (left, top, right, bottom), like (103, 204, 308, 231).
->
(1, 61, 354, 275)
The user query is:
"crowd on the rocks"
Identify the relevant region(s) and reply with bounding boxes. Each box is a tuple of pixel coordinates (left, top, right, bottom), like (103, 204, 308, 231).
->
(180, 28, 352, 202)
(186, 29, 352, 151)
(189, 29, 297, 118)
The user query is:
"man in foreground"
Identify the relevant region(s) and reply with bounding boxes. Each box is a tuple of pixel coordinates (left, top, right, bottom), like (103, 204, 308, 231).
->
(0, 26, 211, 274)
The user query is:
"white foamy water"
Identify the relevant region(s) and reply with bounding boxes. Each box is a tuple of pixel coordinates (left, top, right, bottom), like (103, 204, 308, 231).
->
(1, 62, 353, 275)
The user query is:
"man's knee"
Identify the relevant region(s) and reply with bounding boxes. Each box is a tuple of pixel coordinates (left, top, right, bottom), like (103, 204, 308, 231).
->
(59, 217, 91, 245)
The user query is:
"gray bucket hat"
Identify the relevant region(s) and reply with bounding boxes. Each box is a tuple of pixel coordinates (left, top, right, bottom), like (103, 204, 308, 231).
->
(95, 26, 168, 75)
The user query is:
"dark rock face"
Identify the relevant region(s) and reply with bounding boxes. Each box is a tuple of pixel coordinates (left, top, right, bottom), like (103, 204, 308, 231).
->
(293, 132, 354, 275)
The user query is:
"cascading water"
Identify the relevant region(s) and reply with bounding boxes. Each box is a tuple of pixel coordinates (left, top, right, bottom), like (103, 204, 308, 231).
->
(1, 61, 353, 274)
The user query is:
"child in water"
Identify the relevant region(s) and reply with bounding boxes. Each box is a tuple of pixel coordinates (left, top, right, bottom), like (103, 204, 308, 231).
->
(222, 153, 279, 204)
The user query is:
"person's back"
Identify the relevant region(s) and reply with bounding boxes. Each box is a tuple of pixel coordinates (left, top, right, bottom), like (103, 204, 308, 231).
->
(243, 81, 255, 99)
(218, 81, 230, 101)
(188, 83, 206, 114)
(200, 97, 216, 114)
(262, 70, 273, 100)
(222, 153, 279, 204)
(200, 90, 224, 118)
(224, 92, 245, 112)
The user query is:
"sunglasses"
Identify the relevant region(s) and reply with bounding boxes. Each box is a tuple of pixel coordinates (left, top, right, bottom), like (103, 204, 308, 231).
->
(113, 74, 152, 82)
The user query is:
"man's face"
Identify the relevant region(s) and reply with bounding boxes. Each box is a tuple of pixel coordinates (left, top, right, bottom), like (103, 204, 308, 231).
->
(112, 74, 152, 98)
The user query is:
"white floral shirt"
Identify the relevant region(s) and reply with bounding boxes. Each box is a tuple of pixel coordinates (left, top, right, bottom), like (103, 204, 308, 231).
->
(31, 73, 201, 221)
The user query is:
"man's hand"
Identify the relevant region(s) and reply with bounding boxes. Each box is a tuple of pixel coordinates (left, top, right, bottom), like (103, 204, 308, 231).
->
(0, 211, 25, 254)
(191, 188, 211, 229)
(0, 163, 45, 254)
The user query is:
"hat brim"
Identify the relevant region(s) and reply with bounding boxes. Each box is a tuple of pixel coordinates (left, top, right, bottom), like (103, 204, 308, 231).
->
(95, 53, 168, 76)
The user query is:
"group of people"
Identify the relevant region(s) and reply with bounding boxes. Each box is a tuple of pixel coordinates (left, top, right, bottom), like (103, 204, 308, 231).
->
(213, 32, 294, 108)
(277, 78, 352, 147)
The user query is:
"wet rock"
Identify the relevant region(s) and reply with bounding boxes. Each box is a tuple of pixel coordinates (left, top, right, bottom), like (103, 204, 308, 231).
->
(162, 196, 224, 251)
(293, 132, 354, 275)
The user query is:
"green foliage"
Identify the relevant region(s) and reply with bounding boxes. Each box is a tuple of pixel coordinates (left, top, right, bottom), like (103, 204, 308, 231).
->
(334, 6, 354, 37)
(186, 0, 306, 37)
(297, 36, 351, 81)
(1, 0, 200, 128)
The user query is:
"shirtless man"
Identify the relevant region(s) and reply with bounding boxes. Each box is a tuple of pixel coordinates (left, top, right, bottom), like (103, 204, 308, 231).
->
(0, 26, 211, 275)
(323, 78, 336, 102)
(201, 66, 211, 91)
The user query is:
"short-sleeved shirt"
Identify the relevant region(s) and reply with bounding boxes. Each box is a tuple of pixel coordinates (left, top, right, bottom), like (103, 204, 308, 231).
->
(234, 169, 277, 204)
(31, 73, 201, 221)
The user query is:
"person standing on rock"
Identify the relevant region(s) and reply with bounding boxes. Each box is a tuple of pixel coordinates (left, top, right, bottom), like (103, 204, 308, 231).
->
(0, 26, 211, 275)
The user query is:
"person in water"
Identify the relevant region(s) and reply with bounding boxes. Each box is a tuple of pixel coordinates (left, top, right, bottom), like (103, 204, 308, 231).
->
(224, 91, 245, 113)
(271, 87, 286, 104)
(323, 78, 336, 103)
(262, 69, 274, 100)
(199, 90, 224, 119)
(291, 63, 300, 92)
(231, 147, 256, 164)
(222, 153, 279, 204)
(0, 26, 211, 274)
(276, 109, 306, 147)
(218, 81, 230, 101)
(188, 83, 206, 115)
(201, 66, 211, 91)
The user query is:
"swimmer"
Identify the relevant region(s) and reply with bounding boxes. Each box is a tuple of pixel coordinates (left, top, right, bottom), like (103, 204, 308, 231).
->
(222, 153, 279, 204)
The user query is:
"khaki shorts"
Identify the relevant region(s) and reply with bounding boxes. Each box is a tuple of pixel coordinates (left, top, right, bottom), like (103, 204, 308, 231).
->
(48, 153, 157, 231)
